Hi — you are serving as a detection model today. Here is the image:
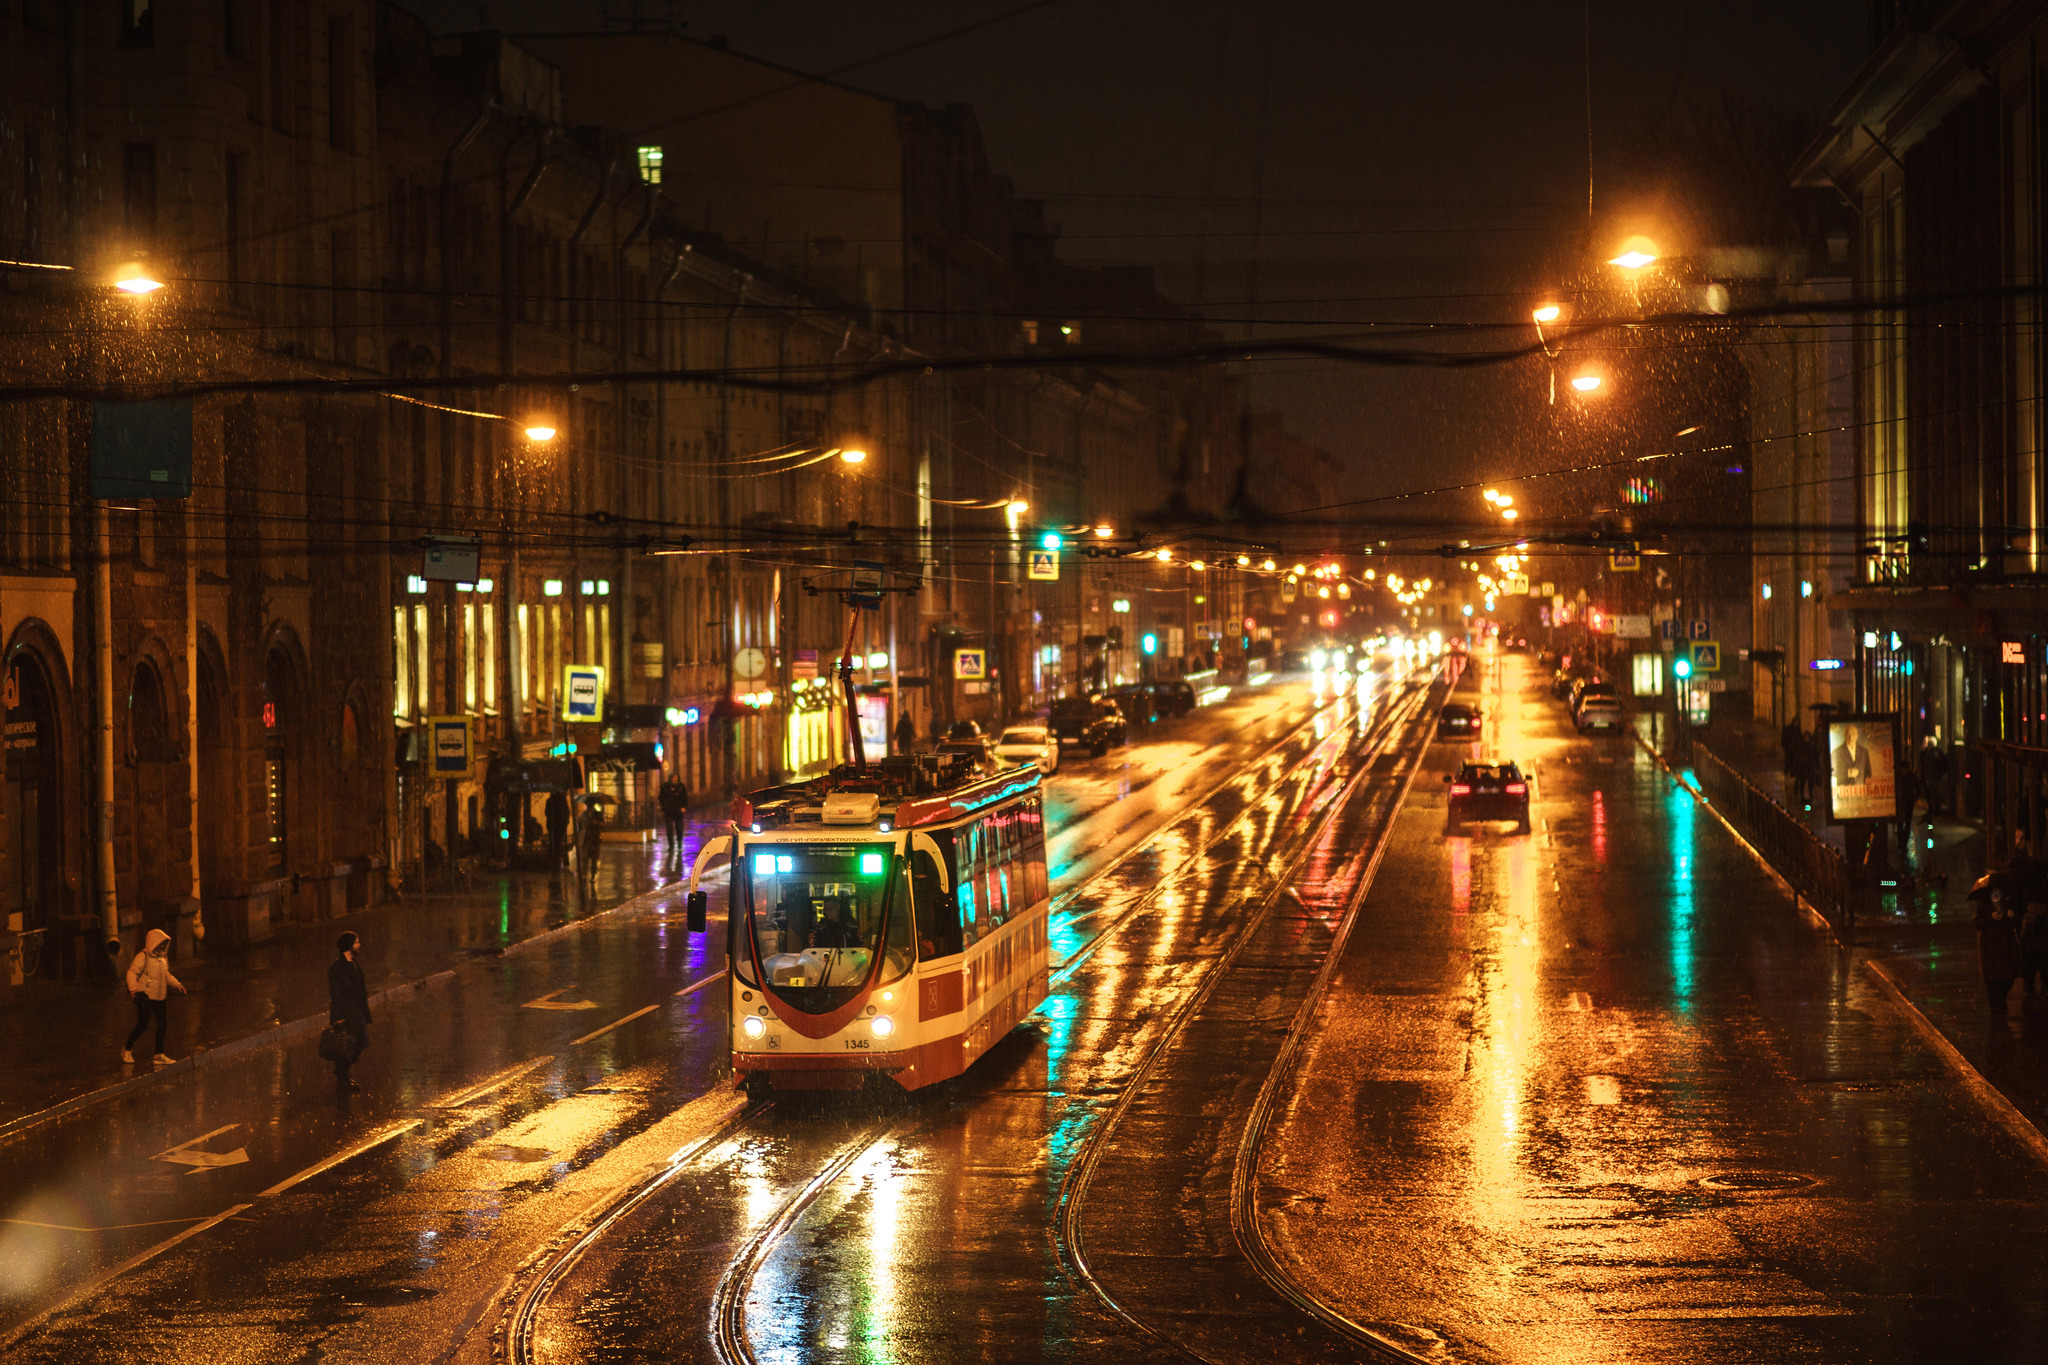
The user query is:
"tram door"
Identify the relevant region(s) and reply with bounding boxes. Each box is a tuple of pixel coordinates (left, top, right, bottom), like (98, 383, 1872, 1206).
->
(4, 655, 62, 934)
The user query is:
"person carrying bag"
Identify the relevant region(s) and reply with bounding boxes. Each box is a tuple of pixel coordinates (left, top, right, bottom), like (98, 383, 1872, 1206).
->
(325, 932, 372, 1092)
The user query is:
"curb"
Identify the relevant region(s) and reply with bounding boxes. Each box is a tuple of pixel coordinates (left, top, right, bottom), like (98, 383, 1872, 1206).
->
(0, 875, 691, 1148)
(1631, 729, 2048, 1167)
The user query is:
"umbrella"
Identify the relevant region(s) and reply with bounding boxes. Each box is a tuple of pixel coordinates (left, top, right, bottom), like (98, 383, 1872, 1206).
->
(573, 792, 618, 808)
(1967, 872, 2008, 902)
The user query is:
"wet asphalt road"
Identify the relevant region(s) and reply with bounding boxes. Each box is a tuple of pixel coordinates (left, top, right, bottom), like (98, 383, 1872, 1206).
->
(11, 653, 2044, 1364)
(0, 678, 1339, 1360)
(1262, 655, 2048, 1362)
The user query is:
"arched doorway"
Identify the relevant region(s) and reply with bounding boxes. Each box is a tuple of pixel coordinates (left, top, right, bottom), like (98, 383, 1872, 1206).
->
(128, 659, 184, 912)
(5, 649, 63, 933)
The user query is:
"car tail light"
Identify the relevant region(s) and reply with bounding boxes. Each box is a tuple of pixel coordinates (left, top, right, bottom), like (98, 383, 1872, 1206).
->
(1505, 783, 1527, 794)
(1449, 784, 1471, 794)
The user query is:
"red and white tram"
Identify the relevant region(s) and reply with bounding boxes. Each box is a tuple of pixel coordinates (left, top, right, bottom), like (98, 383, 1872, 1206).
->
(687, 755, 1051, 1092)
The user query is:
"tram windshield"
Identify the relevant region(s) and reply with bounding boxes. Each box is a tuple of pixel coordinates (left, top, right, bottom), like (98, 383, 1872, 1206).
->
(734, 843, 914, 1012)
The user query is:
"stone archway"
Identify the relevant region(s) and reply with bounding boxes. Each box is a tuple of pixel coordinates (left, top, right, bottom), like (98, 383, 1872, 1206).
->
(4, 644, 65, 934)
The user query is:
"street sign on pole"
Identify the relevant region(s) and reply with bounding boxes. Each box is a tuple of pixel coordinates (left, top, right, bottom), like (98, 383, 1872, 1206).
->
(1609, 550, 1640, 572)
(1689, 618, 1711, 641)
(1027, 549, 1059, 581)
(563, 665, 605, 722)
(427, 715, 473, 776)
(421, 536, 483, 583)
(1689, 640, 1721, 673)
(953, 648, 986, 680)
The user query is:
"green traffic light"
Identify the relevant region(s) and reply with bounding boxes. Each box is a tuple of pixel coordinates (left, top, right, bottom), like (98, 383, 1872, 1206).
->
(1673, 658, 1692, 679)
(1040, 532, 1060, 551)
(1141, 633, 1158, 655)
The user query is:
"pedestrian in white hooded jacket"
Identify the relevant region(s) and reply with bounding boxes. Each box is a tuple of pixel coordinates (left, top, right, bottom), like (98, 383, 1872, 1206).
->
(122, 928, 185, 1065)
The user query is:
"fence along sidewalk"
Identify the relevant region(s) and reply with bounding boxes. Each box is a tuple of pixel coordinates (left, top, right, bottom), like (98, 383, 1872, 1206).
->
(1676, 737, 1854, 930)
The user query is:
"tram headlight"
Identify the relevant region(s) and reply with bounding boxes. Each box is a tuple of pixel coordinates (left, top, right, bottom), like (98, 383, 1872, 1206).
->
(870, 1015, 896, 1039)
(741, 1015, 767, 1040)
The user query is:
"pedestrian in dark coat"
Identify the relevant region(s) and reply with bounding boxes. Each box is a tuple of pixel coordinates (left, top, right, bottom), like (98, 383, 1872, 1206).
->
(1975, 879, 2025, 1015)
(894, 713, 918, 755)
(657, 775, 689, 860)
(1918, 738, 1951, 817)
(2010, 837, 2048, 996)
(544, 790, 571, 866)
(327, 931, 372, 1091)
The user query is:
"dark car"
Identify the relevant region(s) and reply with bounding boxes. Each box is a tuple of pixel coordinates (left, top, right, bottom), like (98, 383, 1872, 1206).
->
(1153, 679, 1196, 717)
(1552, 664, 1597, 700)
(1445, 761, 1531, 830)
(1048, 695, 1128, 756)
(1109, 686, 1158, 726)
(1568, 678, 1617, 717)
(1437, 702, 1482, 738)
(944, 720, 984, 742)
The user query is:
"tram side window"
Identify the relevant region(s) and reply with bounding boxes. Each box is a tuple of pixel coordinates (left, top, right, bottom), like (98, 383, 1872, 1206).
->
(911, 846, 963, 960)
(1020, 796, 1047, 907)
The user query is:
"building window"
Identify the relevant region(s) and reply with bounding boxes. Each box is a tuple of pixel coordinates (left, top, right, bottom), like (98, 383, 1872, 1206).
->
(463, 602, 477, 712)
(393, 607, 409, 717)
(223, 0, 244, 54)
(1020, 320, 1039, 345)
(413, 603, 429, 715)
(119, 0, 154, 47)
(636, 145, 663, 185)
(122, 142, 157, 243)
(224, 150, 246, 286)
(340, 699, 360, 769)
(1061, 322, 1080, 345)
(482, 602, 497, 712)
(516, 602, 530, 708)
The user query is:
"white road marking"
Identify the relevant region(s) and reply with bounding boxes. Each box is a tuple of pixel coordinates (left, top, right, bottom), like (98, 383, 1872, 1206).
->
(524, 986, 599, 1010)
(573, 1004, 661, 1046)
(0, 1216, 216, 1233)
(0, 1202, 255, 1350)
(674, 969, 728, 998)
(434, 1054, 554, 1109)
(151, 1123, 250, 1172)
(258, 1120, 423, 1198)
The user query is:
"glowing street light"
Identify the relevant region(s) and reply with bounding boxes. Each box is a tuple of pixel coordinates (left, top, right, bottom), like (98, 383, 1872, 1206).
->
(1607, 235, 1659, 269)
(524, 424, 558, 442)
(1570, 373, 1603, 393)
(1155, 548, 1173, 562)
(1502, 508, 1520, 520)
(1532, 304, 1561, 324)
(1094, 524, 1115, 538)
(1007, 499, 1030, 515)
(114, 272, 164, 296)
(838, 448, 868, 464)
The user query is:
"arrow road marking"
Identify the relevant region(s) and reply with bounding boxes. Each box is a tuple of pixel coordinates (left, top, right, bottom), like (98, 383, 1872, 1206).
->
(151, 1123, 250, 1174)
(572, 1003, 660, 1046)
(523, 987, 599, 1011)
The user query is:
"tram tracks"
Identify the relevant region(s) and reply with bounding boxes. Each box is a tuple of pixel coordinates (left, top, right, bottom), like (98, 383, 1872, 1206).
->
(1050, 672, 1444, 1364)
(499, 682, 1401, 1365)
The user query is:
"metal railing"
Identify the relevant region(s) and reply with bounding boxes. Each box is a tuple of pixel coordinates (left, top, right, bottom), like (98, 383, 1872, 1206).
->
(1681, 737, 1853, 928)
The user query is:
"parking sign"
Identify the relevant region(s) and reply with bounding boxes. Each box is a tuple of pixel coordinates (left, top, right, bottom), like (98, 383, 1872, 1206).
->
(1689, 618, 1711, 641)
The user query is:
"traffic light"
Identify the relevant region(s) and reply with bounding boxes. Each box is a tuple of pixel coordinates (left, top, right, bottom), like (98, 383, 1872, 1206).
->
(1141, 632, 1158, 655)
(1040, 531, 1061, 551)
(1673, 657, 1692, 680)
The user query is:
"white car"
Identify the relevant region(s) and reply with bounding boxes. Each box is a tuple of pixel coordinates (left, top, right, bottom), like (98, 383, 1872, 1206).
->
(993, 725, 1060, 774)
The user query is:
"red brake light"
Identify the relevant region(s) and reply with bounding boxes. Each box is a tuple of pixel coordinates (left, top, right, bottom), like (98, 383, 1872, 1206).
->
(1449, 784, 1472, 795)
(1505, 783, 1527, 794)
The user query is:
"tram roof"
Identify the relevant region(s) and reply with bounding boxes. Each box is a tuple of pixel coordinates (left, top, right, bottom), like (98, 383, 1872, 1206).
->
(733, 755, 1040, 836)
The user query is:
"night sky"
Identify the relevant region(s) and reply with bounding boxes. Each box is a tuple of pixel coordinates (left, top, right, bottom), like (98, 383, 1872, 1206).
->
(418, 0, 1869, 497)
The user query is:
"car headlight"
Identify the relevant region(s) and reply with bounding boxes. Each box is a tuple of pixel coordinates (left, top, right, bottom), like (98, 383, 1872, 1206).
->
(742, 1015, 767, 1039)
(871, 1016, 895, 1039)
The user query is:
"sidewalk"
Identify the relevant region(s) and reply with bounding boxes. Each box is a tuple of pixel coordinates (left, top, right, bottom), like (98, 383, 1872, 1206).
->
(0, 809, 730, 1136)
(1669, 714, 2048, 1150)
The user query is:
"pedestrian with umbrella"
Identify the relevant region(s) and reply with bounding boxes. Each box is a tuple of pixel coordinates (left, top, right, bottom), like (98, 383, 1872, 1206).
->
(1971, 868, 2026, 1017)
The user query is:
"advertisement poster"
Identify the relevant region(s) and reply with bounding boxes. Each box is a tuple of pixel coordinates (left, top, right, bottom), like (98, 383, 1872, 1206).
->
(1825, 713, 1899, 823)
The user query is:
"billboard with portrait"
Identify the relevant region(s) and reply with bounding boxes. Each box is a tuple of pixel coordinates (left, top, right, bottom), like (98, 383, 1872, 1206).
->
(1824, 712, 1900, 824)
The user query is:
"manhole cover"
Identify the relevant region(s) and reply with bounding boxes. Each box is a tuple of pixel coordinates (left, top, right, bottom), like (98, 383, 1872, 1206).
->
(480, 1145, 554, 1163)
(1697, 1171, 1815, 1193)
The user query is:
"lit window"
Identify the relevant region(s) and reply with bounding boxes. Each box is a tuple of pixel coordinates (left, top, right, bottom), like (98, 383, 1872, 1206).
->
(406, 574, 427, 594)
(1021, 320, 1039, 345)
(543, 580, 564, 597)
(636, 145, 663, 185)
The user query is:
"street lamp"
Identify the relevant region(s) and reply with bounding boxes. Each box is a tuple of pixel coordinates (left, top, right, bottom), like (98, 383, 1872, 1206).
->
(524, 424, 558, 442)
(114, 268, 164, 295)
(1532, 303, 1562, 324)
(1569, 372, 1603, 393)
(838, 448, 868, 464)
(1607, 235, 1659, 270)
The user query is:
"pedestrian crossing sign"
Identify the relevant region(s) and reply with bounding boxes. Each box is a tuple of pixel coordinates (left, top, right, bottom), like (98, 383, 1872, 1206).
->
(1027, 549, 1059, 581)
(1689, 640, 1721, 674)
(953, 648, 986, 679)
(1609, 550, 1640, 571)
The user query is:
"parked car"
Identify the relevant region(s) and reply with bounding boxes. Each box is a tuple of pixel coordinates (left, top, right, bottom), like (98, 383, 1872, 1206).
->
(1048, 696, 1128, 756)
(1444, 761, 1531, 831)
(1569, 679, 1618, 720)
(1553, 664, 1598, 700)
(1153, 679, 1196, 717)
(1109, 686, 1158, 726)
(992, 725, 1060, 774)
(1437, 702, 1482, 738)
(944, 720, 985, 743)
